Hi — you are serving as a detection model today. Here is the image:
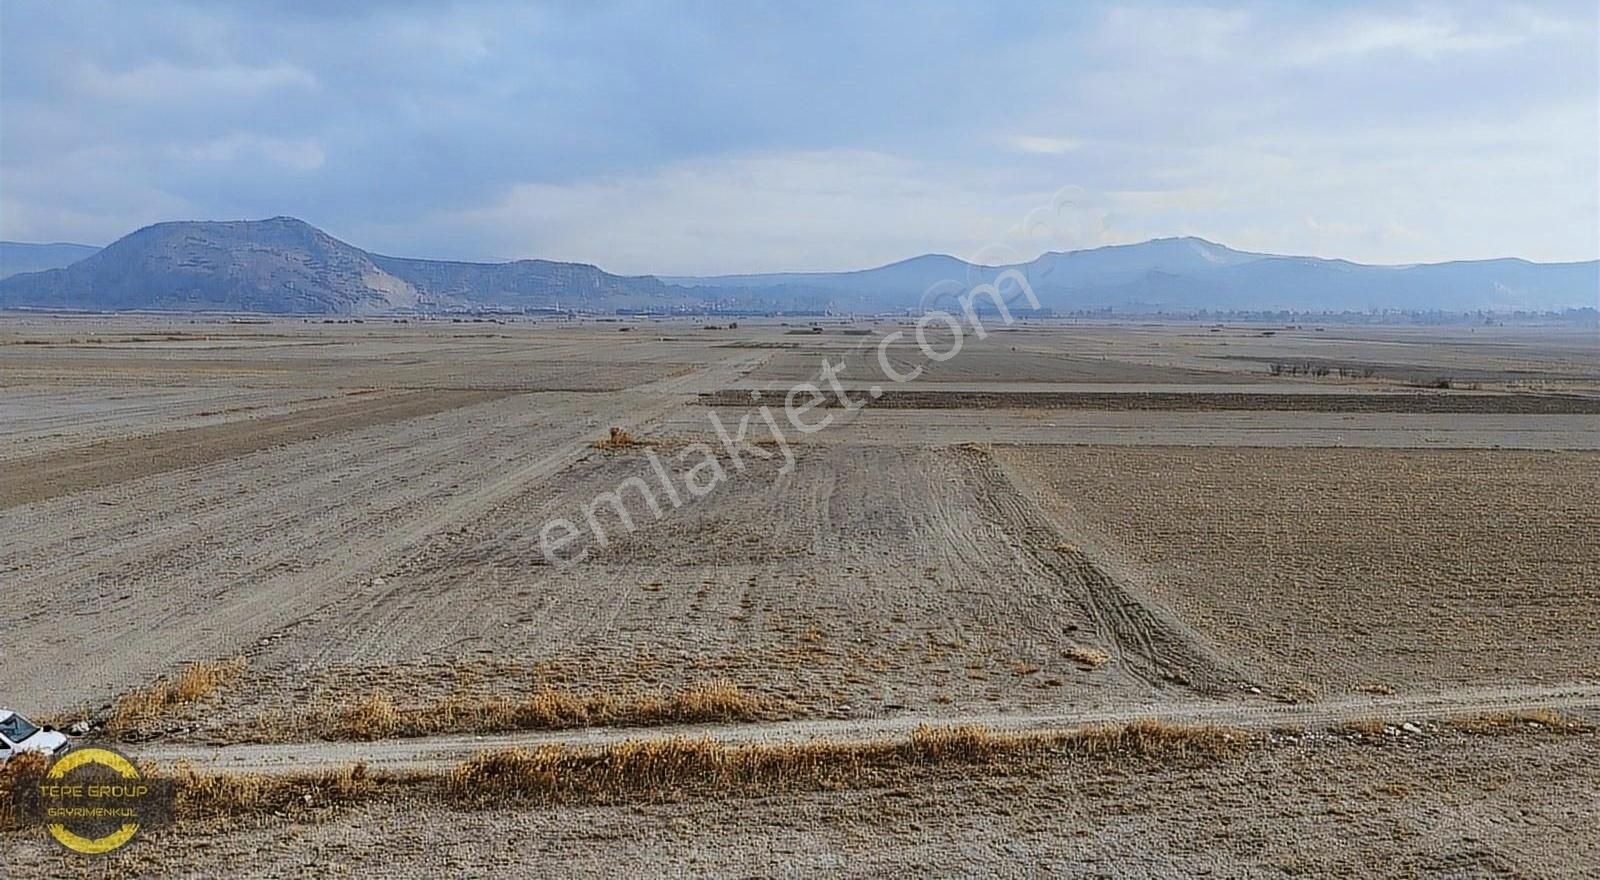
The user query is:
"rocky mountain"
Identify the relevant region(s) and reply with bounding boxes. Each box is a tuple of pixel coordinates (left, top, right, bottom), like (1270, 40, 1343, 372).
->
(1, 219, 1593, 314)
(0, 241, 101, 279)
(0, 218, 419, 313)
(0, 218, 698, 314)
(366, 253, 693, 311)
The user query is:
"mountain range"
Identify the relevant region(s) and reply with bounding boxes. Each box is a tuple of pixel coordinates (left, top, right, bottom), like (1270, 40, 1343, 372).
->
(1, 217, 1594, 315)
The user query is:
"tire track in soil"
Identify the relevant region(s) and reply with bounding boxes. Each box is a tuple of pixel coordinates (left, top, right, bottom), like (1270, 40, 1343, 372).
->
(220, 351, 776, 674)
(10, 352, 772, 712)
(968, 445, 1248, 694)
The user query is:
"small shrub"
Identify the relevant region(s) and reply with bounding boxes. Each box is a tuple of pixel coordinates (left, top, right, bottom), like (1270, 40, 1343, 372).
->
(334, 691, 404, 740)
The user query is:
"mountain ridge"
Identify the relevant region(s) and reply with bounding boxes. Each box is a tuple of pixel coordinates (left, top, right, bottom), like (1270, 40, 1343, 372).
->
(1, 218, 1594, 315)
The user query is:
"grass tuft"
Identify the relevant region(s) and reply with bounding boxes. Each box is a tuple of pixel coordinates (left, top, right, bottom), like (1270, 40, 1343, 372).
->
(0, 752, 50, 831)
(593, 426, 644, 449)
(1339, 717, 1389, 737)
(107, 658, 247, 733)
(1064, 645, 1110, 668)
(1444, 709, 1592, 735)
(320, 680, 782, 741)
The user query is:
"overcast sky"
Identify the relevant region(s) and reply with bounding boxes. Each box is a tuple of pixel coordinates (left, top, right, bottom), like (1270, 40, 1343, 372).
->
(1, 1, 1595, 274)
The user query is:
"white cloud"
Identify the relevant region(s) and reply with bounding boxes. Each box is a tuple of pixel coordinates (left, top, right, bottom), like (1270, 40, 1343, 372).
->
(349, 89, 1598, 272)
(0, 143, 196, 245)
(2, 1, 1593, 267)
(1092, 5, 1254, 63)
(1286, 8, 1568, 63)
(1003, 135, 1085, 156)
(398, 150, 1057, 274)
(72, 61, 318, 101)
(174, 135, 326, 172)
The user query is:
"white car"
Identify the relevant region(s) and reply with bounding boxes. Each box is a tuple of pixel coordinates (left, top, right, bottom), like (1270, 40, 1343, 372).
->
(0, 708, 70, 764)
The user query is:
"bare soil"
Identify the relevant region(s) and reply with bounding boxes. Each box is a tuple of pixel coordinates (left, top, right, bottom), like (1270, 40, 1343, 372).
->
(8, 727, 1597, 878)
(996, 444, 1600, 693)
(4, 316, 1597, 876)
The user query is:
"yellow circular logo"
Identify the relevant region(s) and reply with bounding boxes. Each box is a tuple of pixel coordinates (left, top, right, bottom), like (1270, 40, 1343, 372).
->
(39, 747, 148, 855)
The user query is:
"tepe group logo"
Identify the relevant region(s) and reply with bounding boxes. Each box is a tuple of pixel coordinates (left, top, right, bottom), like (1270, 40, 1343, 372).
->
(12, 745, 174, 856)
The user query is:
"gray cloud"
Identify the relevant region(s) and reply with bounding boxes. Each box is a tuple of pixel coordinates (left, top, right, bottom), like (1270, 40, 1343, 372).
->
(1, 0, 1594, 270)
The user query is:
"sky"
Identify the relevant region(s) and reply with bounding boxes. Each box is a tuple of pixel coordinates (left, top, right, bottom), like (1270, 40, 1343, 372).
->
(1, 1, 1596, 274)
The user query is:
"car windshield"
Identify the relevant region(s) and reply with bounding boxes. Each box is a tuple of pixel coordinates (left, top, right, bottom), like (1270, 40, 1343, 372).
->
(0, 713, 40, 743)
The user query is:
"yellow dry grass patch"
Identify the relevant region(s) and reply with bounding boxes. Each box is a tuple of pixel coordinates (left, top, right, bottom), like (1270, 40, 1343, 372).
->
(447, 719, 1246, 804)
(1339, 717, 1389, 737)
(106, 657, 247, 733)
(1064, 645, 1110, 668)
(1, 721, 1252, 829)
(326, 680, 782, 741)
(593, 426, 648, 449)
(170, 761, 416, 820)
(0, 752, 50, 831)
(1445, 708, 1592, 734)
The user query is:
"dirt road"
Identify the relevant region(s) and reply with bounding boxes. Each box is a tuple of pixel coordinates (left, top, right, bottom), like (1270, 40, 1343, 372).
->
(127, 681, 1600, 773)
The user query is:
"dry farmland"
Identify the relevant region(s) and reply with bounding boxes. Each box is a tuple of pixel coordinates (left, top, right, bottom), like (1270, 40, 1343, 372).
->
(996, 445, 1600, 693)
(2, 315, 1598, 877)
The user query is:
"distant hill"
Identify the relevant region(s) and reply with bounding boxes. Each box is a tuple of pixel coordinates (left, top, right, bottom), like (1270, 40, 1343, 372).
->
(0, 218, 421, 313)
(0, 241, 101, 279)
(0, 218, 704, 314)
(1, 219, 1594, 314)
(673, 237, 1599, 313)
(366, 253, 699, 311)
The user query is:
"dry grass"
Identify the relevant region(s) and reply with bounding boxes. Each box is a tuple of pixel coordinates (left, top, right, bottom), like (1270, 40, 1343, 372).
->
(106, 657, 247, 733)
(1339, 717, 1389, 737)
(447, 720, 1247, 805)
(592, 426, 643, 449)
(1064, 645, 1110, 668)
(333, 691, 404, 740)
(324, 680, 783, 741)
(170, 761, 420, 820)
(0, 752, 50, 831)
(5, 721, 1249, 829)
(1444, 709, 1593, 735)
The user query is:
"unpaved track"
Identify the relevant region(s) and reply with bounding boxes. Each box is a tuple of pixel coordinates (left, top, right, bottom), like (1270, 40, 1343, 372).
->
(128, 682, 1600, 773)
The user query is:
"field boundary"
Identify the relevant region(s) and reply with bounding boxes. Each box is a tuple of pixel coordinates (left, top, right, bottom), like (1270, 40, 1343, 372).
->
(126, 681, 1600, 774)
